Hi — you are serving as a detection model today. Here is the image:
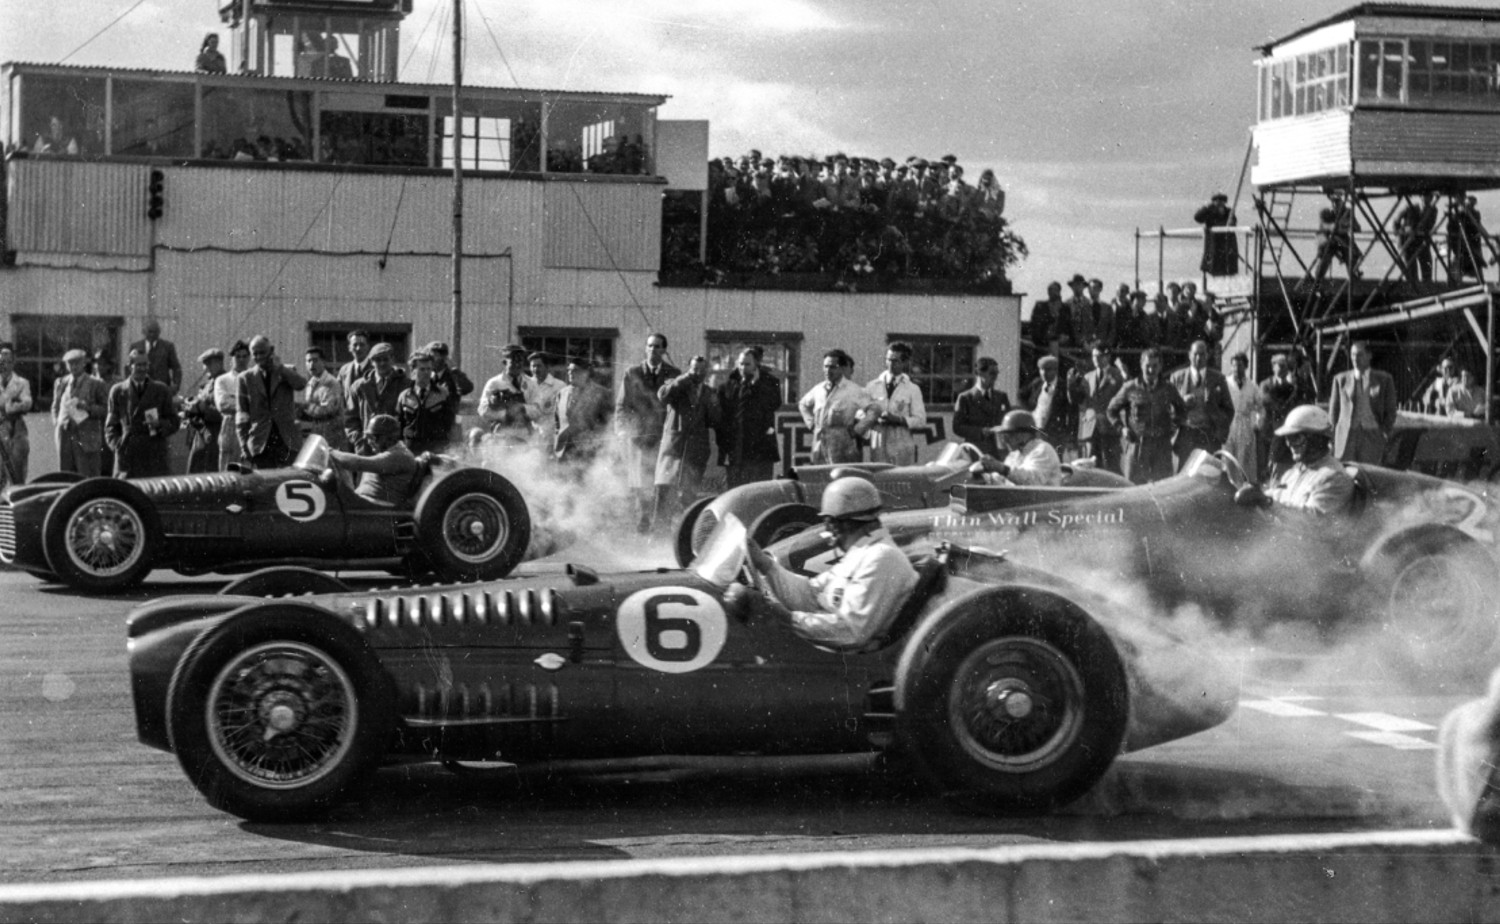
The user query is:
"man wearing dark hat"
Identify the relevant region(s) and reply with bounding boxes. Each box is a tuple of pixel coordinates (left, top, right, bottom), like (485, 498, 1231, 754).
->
(182, 347, 227, 473)
(971, 409, 1063, 486)
(328, 414, 418, 505)
(1062, 273, 1094, 349)
(52, 347, 109, 477)
(106, 348, 181, 478)
(1194, 193, 1240, 276)
(344, 341, 410, 453)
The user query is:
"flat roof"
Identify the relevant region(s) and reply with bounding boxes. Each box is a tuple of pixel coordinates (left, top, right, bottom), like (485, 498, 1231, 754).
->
(1258, 3, 1500, 52)
(0, 61, 669, 105)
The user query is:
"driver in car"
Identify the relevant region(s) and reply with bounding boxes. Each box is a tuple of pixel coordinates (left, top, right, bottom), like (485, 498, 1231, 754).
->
(967, 409, 1063, 486)
(742, 476, 919, 647)
(1257, 404, 1354, 515)
(326, 414, 419, 505)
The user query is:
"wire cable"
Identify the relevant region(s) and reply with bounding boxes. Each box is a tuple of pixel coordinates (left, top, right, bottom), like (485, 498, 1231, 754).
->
(469, 0, 523, 88)
(59, 0, 151, 64)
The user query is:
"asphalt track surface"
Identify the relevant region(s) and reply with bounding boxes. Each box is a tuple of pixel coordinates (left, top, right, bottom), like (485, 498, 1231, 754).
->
(0, 538, 1475, 885)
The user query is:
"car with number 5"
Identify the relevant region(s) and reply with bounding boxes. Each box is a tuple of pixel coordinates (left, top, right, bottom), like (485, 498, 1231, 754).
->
(0, 435, 531, 592)
(126, 514, 1238, 822)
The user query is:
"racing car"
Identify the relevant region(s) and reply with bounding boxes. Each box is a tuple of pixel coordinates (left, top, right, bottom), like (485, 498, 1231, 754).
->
(871, 449, 1500, 677)
(674, 441, 1132, 565)
(0, 436, 531, 592)
(126, 515, 1238, 822)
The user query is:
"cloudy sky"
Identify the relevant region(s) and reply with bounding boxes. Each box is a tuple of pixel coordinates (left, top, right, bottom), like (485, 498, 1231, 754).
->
(3, 0, 1493, 297)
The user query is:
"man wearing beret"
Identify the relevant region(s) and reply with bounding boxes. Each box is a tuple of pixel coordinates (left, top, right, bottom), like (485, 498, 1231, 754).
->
(53, 348, 109, 477)
(182, 348, 227, 473)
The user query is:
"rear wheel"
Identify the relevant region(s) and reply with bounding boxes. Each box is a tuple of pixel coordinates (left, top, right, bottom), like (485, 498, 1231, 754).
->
(896, 588, 1128, 813)
(412, 469, 532, 582)
(750, 503, 820, 548)
(41, 479, 159, 592)
(165, 608, 393, 822)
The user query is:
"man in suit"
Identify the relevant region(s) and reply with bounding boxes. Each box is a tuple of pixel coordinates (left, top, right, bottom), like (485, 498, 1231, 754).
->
(616, 333, 680, 531)
(128, 318, 182, 396)
(1169, 339, 1236, 470)
(106, 349, 181, 478)
(1329, 340, 1398, 465)
(344, 342, 410, 453)
(717, 348, 782, 488)
(337, 329, 373, 407)
(952, 357, 1011, 457)
(1069, 342, 1126, 474)
(653, 355, 719, 530)
(0, 345, 33, 487)
(182, 348, 226, 473)
(53, 348, 109, 477)
(236, 335, 308, 470)
(1020, 355, 1073, 451)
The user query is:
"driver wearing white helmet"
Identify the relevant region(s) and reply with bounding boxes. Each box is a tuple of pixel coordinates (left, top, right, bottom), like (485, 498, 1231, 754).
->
(745, 476, 919, 647)
(1263, 404, 1354, 515)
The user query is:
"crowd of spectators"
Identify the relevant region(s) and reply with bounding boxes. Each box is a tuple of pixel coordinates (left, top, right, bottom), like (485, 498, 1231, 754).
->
(664, 150, 1026, 293)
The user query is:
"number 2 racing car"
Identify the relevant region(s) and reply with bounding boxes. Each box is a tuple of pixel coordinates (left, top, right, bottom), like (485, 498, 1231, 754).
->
(674, 440, 1132, 565)
(874, 449, 1500, 678)
(126, 515, 1238, 822)
(0, 436, 531, 592)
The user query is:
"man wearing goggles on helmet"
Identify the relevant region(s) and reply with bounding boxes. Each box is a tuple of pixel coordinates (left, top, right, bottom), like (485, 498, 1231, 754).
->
(743, 476, 919, 647)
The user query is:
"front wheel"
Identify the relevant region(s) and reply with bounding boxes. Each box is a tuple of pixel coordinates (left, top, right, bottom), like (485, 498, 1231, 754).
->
(1371, 532, 1500, 681)
(41, 479, 160, 592)
(749, 502, 820, 548)
(896, 588, 1128, 813)
(165, 608, 394, 822)
(412, 469, 532, 582)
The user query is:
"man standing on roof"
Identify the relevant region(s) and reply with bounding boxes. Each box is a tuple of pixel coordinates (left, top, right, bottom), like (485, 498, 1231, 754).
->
(1194, 192, 1240, 276)
(739, 476, 919, 648)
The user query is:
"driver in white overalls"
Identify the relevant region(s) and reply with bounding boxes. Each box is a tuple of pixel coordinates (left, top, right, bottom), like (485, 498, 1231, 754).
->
(743, 477, 919, 647)
(1261, 405, 1353, 516)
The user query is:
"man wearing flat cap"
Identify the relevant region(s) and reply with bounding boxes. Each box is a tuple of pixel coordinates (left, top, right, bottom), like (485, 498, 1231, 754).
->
(53, 347, 109, 477)
(1194, 193, 1240, 276)
(182, 348, 227, 473)
(425, 340, 473, 441)
(344, 341, 410, 453)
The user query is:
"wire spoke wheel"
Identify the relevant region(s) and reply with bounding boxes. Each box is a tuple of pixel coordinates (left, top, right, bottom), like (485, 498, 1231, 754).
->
(206, 640, 357, 790)
(441, 492, 509, 564)
(65, 499, 147, 577)
(947, 636, 1086, 773)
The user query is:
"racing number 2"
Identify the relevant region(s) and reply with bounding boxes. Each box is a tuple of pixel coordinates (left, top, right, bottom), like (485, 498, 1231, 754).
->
(616, 587, 728, 674)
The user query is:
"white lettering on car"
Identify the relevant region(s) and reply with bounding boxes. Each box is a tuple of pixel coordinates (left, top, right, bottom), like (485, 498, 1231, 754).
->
(275, 480, 327, 522)
(616, 588, 728, 674)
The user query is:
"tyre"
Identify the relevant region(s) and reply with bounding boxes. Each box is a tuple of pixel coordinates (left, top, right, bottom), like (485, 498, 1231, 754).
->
(749, 503, 820, 548)
(165, 607, 394, 822)
(673, 494, 717, 567)
(895, 587, 1128, 813)
(220, 567, 351, 598)
(1370, 531, 1500, 680)
(29, 471, 87, 487)
(41, 479, 160, 592)
(412, 468, 531, 582)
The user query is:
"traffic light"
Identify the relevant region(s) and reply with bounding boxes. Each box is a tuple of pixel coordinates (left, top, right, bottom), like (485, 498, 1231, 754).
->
(147, 169, 164, 220)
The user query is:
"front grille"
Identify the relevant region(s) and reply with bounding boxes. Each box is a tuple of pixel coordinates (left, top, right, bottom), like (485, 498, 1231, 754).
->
(0, 504, 15, 562)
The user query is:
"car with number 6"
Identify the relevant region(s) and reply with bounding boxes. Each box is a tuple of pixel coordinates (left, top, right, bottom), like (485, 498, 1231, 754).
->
(0, 436, 531, 592)
(125, 514, 1239, 822)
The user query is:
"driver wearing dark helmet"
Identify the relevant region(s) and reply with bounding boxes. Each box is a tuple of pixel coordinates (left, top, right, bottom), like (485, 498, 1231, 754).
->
(968, 409, 1063, 486)
(326, 414, 418, 505)
(1252, 404, 1354, 515)
(743, 476, 919, 647)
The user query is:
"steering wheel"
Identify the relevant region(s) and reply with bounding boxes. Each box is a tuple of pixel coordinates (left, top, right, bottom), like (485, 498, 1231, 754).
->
(1214, 449, 1250, 491)
(958, 442, 986, 464)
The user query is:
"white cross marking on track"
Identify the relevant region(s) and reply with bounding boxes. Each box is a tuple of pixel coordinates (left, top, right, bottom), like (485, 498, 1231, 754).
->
(1344, 730, 1439, 750)
(1335, 712, 1436, 733)
(1240, 699, 1328, 717)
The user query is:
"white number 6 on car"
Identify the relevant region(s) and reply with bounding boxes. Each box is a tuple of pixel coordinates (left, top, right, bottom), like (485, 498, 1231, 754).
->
(616, 588, 728, 673)
(275, 481, 327, 522)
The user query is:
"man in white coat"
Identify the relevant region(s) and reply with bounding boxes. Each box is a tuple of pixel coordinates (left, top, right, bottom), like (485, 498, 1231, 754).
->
(862, 341, 927, 465)
(1223, 351, 1263, 481)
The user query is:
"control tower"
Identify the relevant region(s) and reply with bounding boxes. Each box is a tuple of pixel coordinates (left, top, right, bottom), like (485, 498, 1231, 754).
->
(218, 0, 411, 81)
(1247, 2, 1500, 418)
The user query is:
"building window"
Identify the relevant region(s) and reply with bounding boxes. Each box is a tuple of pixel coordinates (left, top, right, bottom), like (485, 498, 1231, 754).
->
(8, 314, 122, 401)
(519, 326, 617, 387)
(894, 334, 978, 406)
(1260, 44, 1351, 122)
(705, 330, 800, 405)
(306, 322, 410, 367)
(442, 115, 513, 171)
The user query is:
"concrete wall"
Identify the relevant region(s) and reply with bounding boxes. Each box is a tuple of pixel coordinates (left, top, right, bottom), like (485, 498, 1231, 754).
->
(1, 831, 1494, 924)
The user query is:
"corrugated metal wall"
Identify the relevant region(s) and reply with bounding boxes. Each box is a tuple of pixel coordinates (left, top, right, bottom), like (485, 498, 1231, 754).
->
(1251, 112, 1352, 186)
(6, 159, 153, 257)
(543, 181, 661, 271)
